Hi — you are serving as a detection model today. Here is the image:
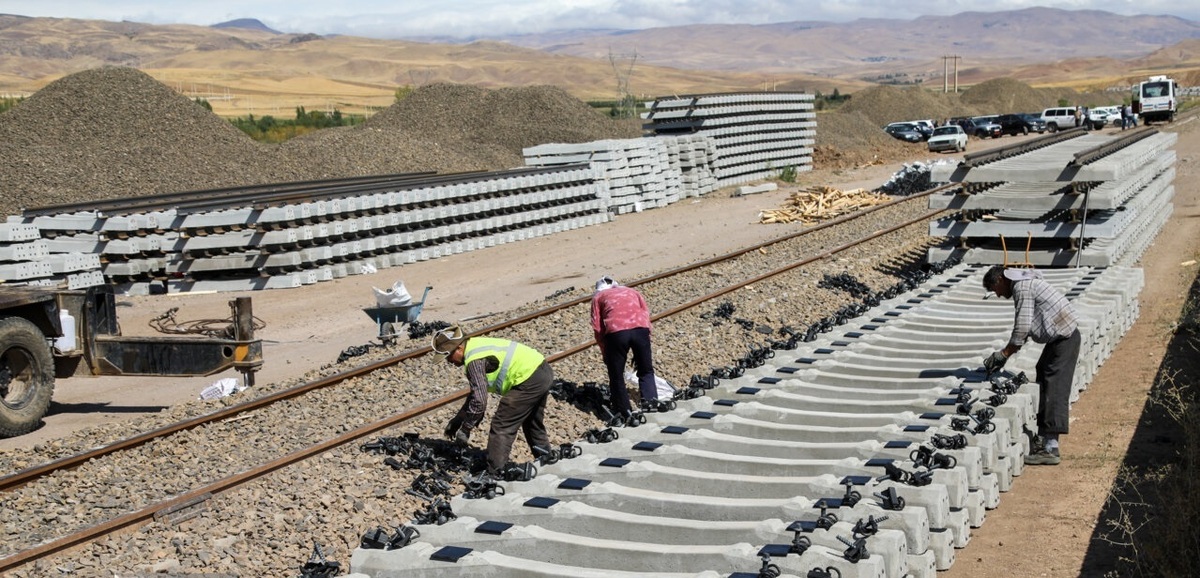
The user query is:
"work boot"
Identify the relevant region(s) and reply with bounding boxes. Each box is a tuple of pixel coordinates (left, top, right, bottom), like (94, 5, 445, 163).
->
(619, 410, 646, 427)
(1024, 447, 1060, 466)
(639, 398, 677, 413)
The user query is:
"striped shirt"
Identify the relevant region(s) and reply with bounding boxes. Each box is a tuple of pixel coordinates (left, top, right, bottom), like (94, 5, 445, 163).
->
(1010, 278, 1078, 346)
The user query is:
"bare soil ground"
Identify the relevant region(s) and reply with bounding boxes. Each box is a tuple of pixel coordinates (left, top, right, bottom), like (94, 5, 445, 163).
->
(2, 123, 1197, 576)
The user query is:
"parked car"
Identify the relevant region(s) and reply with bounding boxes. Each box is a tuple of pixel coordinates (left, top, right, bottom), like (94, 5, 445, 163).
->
(927, 125, 968, 153)
(996, 113, 1046, 136)
(1091, 106, 1121, 127)
(964, 117, 1003, 138)
(1018, 113, 1048, 133)
(1041, 106, 1078, 131)
(884, 123, 924, 143)
(1040, 107, 1103, 131)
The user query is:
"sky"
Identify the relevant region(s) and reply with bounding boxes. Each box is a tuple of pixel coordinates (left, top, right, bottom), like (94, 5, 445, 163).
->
(1, 1, 1197, 39)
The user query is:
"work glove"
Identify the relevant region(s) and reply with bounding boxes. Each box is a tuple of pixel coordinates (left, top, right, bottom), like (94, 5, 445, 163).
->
(983, 350, 1009, 373)
(443, 414, 465, 441)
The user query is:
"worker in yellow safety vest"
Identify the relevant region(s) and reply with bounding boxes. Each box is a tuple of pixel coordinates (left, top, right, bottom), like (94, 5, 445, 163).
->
(434, 326, 553, 478)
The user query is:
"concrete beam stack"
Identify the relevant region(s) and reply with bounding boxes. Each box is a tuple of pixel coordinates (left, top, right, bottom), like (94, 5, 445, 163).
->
(926, 131, 1177, 267)
(0, 221, 104, 289)
(12, 165, 609, 294)
(523, 134, 718, 214)
(642, 92, 816, 189)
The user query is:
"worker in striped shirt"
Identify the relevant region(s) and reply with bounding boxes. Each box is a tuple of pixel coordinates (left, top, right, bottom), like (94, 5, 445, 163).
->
(982, 266, 1081, 466)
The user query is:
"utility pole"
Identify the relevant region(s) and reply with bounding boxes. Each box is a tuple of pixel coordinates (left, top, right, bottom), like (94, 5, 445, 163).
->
(941, 55, 962, 93)
(608, 48, 639, 119)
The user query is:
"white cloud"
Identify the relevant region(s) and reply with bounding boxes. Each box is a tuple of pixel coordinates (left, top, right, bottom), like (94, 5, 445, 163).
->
(2, 0, 1195, 38)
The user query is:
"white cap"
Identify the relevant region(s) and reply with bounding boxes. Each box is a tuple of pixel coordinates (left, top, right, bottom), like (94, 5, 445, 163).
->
(594, 276, 617, 292)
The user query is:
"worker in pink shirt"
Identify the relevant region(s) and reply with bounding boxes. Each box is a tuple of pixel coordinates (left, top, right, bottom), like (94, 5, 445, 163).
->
(591, 276, 659, 421)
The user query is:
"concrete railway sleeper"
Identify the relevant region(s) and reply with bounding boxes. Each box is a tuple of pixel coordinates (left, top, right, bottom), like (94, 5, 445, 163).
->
(347, 263, 1140, 578)
(0, 203, 1141, 578)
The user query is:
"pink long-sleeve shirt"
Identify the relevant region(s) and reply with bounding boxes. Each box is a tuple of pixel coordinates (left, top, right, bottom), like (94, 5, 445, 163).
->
(591, 286, 652, 344)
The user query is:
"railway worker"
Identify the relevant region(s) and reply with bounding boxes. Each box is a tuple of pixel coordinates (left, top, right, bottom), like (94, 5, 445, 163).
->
(435, 325, 553, 478)
(981, 266, 1081, 466)
(591, 276, 661, 420)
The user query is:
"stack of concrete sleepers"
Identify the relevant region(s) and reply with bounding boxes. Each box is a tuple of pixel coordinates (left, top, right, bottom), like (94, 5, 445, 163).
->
(642, 92, 815, 189)
(523, 134, 718, 214)
(926, 129, 1177, 267)
(13, 165, 608, 294)
(0, 221, 104, 289)
(343, 263, 1141, 578)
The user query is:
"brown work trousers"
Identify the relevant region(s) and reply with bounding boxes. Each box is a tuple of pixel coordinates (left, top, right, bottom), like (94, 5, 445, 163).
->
(486, 361, 553, 475)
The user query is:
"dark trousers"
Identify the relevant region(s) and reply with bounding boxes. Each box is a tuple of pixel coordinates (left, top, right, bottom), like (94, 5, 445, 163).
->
(486, 362, 553, 475)
(1036, 329, 1081, 435)
(602, 327, 656, 414)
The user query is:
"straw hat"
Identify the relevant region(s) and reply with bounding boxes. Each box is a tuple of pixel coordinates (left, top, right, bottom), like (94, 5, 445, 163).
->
(432, 325, 467, 358)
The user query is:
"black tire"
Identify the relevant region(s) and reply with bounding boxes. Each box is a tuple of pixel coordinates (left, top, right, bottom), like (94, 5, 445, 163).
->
(1048, 124, 1058, 133)
(0, 316, 55, 438)
(1022, 126, 1029, 135)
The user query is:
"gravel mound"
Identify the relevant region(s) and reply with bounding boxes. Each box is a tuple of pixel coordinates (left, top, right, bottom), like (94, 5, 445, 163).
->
(366, 83, 643, 152)
(958, 77, 1056, 113)
(0, 70, 645, 218)
(840, 85, 962, 127)
(0, 66, 268, 215)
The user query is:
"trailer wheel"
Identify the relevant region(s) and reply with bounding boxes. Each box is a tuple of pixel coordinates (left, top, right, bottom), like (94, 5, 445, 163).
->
(0, 317, 55, 438)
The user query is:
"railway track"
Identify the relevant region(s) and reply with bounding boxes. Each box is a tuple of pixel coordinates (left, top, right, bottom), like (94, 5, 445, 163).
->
(0, 188, 944, 576)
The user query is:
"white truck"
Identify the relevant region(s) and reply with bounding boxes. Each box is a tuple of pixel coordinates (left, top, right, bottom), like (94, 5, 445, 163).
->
(1132, 75, 1177, 125)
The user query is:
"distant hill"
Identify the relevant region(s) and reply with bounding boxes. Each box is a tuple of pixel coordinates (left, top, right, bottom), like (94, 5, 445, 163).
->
(212, 18, 279, 34)
(498, 7, 1200, 82)
(0, 9, 1197, 119)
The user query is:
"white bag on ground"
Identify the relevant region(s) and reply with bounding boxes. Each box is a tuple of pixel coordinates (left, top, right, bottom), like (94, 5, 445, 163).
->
(373, 280, 412, 307)
(625, 370, 678, 399)
(199, 377, 243, 401)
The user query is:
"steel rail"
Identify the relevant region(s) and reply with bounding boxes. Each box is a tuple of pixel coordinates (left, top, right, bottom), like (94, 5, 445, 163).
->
(0, 185, 949, 495)
(960, 127, 1087, 168)
(21, 163, 591, 218)
(19, 172, 437, 218)
(0, 198, 944, 574)
(1069, 126, 1159, 166)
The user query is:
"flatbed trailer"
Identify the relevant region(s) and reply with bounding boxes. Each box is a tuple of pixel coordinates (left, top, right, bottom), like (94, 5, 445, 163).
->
(0, 285, 262, 437)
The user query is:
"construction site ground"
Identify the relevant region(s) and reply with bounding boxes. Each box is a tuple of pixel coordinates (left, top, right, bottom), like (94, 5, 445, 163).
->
(2, 122, 1198, 577)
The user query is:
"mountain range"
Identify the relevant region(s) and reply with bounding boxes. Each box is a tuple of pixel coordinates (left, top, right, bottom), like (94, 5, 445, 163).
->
(0, 8, 1197, 117)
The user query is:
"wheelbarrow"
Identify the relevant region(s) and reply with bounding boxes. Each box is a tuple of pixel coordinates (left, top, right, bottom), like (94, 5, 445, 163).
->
(362, 286, 432, 346)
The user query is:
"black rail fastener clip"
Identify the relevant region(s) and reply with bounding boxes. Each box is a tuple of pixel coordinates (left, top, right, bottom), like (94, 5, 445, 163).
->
(852, 515, 889, 539)
(838, 534, 870, 563)
(501, 461, 538, 482)
(814, 500, 839, 530)
(790, 533, 813, 555)
(298, 541, 341, 578)
(874, 487, 906, 511)
(585, 427, 619, 444)
(930, 433, 968, 450)
(840, 480, 862, 507)
(806, 566, 842, 578)
(756, 553, 782, 578)
(462, 473, 505, 500)
(360, 524, 420, 550)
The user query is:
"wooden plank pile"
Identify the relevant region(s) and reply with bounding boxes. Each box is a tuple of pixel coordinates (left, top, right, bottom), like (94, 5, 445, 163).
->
(758, 186, 890, 224)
